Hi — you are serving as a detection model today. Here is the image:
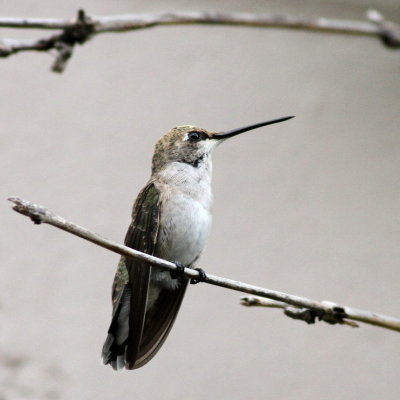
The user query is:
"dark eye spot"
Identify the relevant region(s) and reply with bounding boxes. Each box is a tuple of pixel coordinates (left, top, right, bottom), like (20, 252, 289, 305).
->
(188, 131, 200, 141)
(187, 131, 207, 141)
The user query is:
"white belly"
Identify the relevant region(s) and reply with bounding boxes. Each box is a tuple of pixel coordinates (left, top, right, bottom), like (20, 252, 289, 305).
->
(147, 161, 213, 302)
(146, 192, 212, 306)
(158, 192, 212, 265)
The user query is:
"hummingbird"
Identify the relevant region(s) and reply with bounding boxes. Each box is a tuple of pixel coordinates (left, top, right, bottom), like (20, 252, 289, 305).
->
(101, 116, 294, 370)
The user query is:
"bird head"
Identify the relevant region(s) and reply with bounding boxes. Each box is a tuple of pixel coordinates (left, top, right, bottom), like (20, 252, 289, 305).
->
(151, 116, 294, 174)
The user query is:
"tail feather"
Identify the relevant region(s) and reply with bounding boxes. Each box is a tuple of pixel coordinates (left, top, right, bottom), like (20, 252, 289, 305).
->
(102, 286, 131, 370)
(102, 277, 188, 370)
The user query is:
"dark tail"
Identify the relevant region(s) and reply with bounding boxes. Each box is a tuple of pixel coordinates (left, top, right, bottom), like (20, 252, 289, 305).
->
(101, 286, 131, 370)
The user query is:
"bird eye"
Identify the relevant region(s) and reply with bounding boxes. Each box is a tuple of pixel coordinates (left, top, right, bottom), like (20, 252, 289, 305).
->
(187, 131, 207, 141)
(188, 131, 201, 141)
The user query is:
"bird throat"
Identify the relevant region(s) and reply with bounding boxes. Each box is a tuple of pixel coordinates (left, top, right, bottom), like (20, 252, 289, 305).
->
(183, 154, 205, 168)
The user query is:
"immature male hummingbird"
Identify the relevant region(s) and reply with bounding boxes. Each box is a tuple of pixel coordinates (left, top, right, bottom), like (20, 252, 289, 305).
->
(102, 116, 293, 370)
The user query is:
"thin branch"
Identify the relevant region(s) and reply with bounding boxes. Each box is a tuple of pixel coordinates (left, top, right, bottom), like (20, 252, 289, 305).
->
(8, 196, 400, 333)
(0, 9, 399, 72)
(0, 10, 94, 72)
(240, 296, 359, 327)
(0, 11, 384, 34)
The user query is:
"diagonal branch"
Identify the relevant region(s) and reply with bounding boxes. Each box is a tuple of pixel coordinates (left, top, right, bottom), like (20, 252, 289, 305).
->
(1, 9, 399, 72)
(8, 196, 400, 333)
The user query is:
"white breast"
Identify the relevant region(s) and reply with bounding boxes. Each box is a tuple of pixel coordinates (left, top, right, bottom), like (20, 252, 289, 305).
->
(158, 190, 212, 265)
(156, 160, 213, 265)
(148, 160, 213, 294)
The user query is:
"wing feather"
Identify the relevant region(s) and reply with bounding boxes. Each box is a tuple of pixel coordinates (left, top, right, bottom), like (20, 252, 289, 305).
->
(102, 183, 160, 369)
(103, 182, 189, 370)
(124, 183, 160, 368)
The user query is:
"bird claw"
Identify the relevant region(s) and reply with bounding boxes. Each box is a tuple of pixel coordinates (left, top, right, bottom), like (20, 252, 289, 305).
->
(190, 268, 207, 285)
(170, 262, 185, 279)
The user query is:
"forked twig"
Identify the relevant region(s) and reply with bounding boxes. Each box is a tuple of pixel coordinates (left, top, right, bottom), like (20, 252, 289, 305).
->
(1, 9, 399, 72)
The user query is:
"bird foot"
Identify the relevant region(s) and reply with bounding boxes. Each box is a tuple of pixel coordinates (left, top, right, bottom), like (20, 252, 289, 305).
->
(170, 262, 185, 279)
(190, 268, 207, 285)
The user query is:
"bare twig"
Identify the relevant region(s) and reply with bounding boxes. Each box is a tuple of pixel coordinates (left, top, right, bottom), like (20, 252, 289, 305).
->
(8, 196, 400, 333)
(240, 296, 359, 327)
(1, 9, 399, 72)
(0, 10, 94, 72)
(367, 9, 400, 48)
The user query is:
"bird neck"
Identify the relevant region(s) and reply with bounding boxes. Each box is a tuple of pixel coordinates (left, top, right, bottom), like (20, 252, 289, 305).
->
(153, 156, 213, 207)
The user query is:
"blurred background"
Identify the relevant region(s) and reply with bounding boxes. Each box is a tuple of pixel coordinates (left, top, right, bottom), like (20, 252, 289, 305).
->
(1, 1, 399, 399)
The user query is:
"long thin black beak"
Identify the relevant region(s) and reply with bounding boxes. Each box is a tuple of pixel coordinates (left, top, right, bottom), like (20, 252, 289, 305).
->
(213, 116, 294, 139)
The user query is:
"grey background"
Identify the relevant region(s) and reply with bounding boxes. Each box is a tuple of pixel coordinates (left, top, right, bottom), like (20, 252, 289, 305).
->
(1, 1, 399, 399)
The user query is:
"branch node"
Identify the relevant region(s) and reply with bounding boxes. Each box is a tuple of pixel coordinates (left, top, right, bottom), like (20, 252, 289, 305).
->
(8, 197, 47, 225)
(240, 296, 262, 307)
(51, 42, 73, 73)
(62, 9, 94, 45)
(0, 44, 11, 57)
(240, 296, 360, 328)
(284, 307, 317, 324)
(366, 9, 400, 49)
(51, 9, 95, 73)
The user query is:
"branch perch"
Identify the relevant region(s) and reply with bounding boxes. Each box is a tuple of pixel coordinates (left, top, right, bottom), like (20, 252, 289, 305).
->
(1, 9, 399, 72)
(8, 196, 400, 333)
